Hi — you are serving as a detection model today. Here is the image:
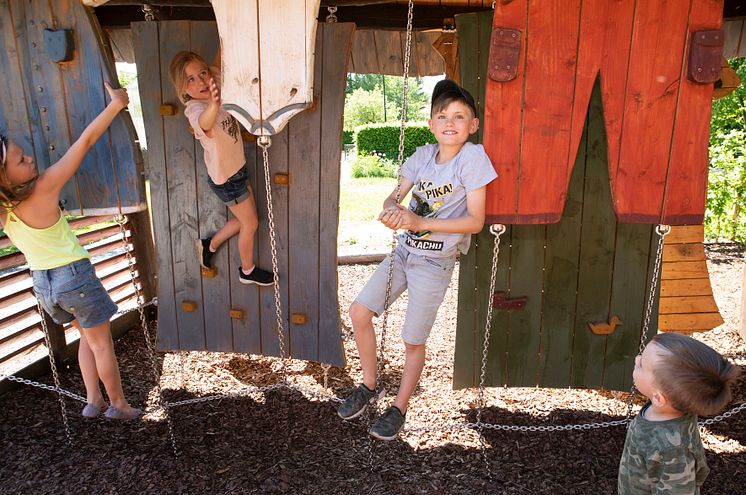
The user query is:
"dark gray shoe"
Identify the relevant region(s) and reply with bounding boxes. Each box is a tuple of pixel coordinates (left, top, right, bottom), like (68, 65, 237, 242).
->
(369, 406, 405, 441)
(338, 384, 381, 420)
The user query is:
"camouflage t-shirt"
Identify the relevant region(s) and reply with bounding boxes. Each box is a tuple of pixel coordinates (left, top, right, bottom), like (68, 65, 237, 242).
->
(618, 402, 709, 494)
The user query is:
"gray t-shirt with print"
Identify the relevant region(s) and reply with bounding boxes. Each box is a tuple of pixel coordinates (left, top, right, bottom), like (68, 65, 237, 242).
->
(398, 142, 497, 259)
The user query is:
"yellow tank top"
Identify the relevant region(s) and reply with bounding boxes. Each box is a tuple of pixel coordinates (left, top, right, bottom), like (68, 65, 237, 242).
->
(3, 209, 89, 270)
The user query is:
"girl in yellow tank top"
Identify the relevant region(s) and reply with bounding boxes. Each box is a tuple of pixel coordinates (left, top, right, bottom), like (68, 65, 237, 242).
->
(0, 82, 140, 420)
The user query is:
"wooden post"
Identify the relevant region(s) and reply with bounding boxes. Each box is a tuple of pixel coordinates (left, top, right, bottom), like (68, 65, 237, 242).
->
(41, 313, 68, 369)
(127, 210, 157, 316)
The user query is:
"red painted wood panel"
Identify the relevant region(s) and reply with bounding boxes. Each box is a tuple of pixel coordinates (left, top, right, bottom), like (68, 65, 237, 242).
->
(483, 0, 526, 224)
(516, 0, 581, 223)
(663, 0, 724, 225)
(483, 0, 719, 226)
(572, 0, 635, 209)
(614, 0, 692, 223)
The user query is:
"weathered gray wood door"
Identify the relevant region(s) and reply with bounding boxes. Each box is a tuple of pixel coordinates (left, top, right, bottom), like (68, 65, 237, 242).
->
(0, 0, 145, 215)
(133, 20, 353, 367)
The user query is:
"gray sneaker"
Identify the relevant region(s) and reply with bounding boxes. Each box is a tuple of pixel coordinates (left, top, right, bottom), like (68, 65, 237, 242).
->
(338, 384, 381, 420)
(369, 406, 406, 441)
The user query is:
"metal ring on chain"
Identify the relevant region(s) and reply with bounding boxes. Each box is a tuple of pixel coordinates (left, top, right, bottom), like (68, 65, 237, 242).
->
(326, 6, 338, 23)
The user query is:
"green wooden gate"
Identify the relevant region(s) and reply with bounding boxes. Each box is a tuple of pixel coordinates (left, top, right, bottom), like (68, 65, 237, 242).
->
(453, 11, 659, 391)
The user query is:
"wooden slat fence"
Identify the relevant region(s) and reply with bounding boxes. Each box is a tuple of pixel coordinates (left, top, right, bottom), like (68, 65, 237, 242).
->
(0, 216, 145, 379)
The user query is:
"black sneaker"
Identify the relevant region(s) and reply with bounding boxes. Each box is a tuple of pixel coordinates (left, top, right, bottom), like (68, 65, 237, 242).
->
(238, 266, 275, 286)
(369, 406, 406, 441)
(195, 238, 214, 269)
(338, 383, 385, 420)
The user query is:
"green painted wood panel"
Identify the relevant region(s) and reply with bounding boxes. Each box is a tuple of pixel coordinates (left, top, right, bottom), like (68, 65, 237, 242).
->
(539, 122, 586, 388)
(454, 12, 659, 391)
(570, 83, 617, 389)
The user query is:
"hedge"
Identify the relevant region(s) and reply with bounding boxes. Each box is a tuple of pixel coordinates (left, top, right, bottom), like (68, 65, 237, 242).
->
(354, 123, 436, 161)
(343, 130, 354, 145)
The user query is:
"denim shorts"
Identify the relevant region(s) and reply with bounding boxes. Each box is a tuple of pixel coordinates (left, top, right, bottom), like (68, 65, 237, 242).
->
(208, 166, 250, 205)
(355, 244, 456, 345)
(32, 258, 117, 329)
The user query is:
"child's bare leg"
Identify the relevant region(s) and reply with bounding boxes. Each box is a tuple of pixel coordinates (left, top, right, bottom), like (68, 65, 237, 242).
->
(79, 321, 133, 412)
(228, 187, 259, 270)
(73, 320, 105, 407)
(393, 342, 426, 414)
(209, 217, 240, 250)
(350, 302, 378, 390)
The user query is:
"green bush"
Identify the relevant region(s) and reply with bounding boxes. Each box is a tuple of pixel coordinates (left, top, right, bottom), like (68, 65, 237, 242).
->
(351, 154, 398, 179)
(354, 123, 436, 161)
(705, 129, 746, 242)
(343, 130, 354, 145)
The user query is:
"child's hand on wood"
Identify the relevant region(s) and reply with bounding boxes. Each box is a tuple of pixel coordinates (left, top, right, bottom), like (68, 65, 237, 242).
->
(208, 77, 221, 106)
(104, 82, 129, 110)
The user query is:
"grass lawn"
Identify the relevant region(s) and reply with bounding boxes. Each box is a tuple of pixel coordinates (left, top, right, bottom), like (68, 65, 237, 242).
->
(338, 176, 409, 255)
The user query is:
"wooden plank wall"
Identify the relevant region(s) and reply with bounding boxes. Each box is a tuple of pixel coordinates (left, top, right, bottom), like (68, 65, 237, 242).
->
(658, 225, 724, 332)
(133, 21, 350, 367)
(482, 0, 724, 226)
(455, 11, 658, 391)
(0, 0, 145, 215)
(723, 18, 746, 57)
(348, 29, 445, 76)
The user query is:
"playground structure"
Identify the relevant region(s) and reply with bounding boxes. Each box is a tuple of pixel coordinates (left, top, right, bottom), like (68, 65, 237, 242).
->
(0, 0, 744, 436)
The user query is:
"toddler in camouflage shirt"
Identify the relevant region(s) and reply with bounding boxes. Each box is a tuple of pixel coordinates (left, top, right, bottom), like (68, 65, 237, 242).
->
(618, 333, 739, 494)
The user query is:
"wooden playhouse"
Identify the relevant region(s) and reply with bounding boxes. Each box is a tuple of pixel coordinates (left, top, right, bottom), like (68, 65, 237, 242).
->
(1, 0, 743, 391)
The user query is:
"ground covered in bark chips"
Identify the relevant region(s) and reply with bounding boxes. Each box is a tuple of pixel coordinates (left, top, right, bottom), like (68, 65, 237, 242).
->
(1, 245, 744, 494)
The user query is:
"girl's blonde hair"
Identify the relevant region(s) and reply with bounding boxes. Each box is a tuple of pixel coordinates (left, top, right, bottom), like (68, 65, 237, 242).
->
(0, 135, 37, 208)
(169, 50, 210, 104)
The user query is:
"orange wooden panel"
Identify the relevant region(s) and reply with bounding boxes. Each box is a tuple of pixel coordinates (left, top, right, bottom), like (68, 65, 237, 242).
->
(515, 0, 581, 223)
(661, 261, 709, 280)
(663, 0, 724, 225)
(665, 225, 705, 244)
(662, 243, 706, 262)
(659, 295, 720, 314)
(660, 278, 713, 297)
(613, 1, 691, 223)
(483, 0, 526, 224)
(659, 313, 724, 332)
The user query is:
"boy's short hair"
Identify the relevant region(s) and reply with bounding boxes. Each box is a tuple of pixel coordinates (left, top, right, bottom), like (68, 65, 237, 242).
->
(651, 333, 740, 416)
(431, 79, 478, 117)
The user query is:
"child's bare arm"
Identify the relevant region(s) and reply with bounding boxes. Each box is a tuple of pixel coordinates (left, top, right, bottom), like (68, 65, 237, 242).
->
(37, 82, 128, 194)
(197, 78, 221, 134)
(397, 185, 487, 234)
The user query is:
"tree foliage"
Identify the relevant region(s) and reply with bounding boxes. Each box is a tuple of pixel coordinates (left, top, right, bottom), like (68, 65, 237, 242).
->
(707, 58, 746, 242)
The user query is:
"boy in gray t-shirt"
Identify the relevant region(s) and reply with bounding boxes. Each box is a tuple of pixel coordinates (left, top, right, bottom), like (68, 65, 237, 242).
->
(337, 80, 497, 440)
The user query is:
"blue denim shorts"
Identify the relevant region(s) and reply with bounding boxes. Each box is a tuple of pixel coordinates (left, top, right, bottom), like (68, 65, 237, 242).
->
(208, 166, 250, 205)
(32, 258, 117, 328)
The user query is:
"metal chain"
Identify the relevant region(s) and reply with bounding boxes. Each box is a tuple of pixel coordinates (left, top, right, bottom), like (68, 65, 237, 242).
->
(258, 136, 290, 380)
(36, 299, 73, 445)
(114, 215, 179, 457)
(475, 224, 506, 481)
(699, 402, 746, 426)
(624, 224, 670, 421)
(326, 6, 338, 23)
(142, 4, 155, 22)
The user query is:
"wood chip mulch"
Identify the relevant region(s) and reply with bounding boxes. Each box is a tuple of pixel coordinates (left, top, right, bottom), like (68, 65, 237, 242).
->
(1, 244, 744, 494)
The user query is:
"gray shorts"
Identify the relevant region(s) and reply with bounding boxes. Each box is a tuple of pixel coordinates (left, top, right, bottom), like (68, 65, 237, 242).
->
(32, 258, 118, 329)
(355, 244, 456, 345)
